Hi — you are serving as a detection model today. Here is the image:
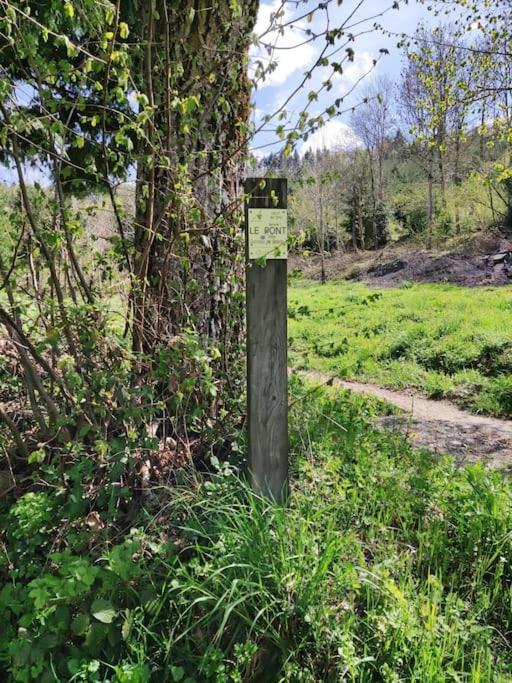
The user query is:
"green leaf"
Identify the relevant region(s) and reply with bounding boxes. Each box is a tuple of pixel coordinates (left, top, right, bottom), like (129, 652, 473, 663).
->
(28, 449, 45, 464)
(121, 609, 133, 641)
(171, 666, 185, 682)
(71, 612, 89, 635)
(91, 599, 116, 624)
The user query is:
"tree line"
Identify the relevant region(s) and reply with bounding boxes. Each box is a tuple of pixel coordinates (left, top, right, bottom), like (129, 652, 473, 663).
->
(259, 21, 512, 260)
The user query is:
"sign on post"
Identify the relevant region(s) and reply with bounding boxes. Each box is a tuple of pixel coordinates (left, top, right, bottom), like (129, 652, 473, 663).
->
(247, 207, 288, 259)
(244, 178, 288, 504)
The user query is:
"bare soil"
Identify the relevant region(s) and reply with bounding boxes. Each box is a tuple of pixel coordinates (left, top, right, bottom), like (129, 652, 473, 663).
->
(289, 233, 512, 287)
(303, 371, 512, 469)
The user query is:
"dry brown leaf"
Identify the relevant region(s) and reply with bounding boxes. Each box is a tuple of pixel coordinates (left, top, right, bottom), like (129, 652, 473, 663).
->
(86, 511, 105, 533)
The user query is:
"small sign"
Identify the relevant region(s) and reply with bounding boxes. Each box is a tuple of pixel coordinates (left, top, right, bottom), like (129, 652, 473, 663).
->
(248, 208, 288, 260)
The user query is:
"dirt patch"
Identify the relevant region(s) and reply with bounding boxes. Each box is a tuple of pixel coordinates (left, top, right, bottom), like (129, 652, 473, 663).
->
(302, 371, 512, 469)
(378, 416, 512, 469)
(289, 233, 512, 287)
(364, 248, 512, 287)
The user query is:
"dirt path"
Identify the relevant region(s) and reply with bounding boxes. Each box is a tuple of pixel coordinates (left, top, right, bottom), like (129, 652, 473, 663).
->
(303, 371, 512, 469)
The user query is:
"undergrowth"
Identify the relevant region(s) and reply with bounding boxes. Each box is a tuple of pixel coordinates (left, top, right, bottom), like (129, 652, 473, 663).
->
(2, 377, 512, 681)
(289, 280, 512, 417)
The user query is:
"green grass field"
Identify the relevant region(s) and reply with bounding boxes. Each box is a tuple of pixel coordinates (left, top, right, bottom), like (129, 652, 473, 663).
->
(289, 279, 512, 417)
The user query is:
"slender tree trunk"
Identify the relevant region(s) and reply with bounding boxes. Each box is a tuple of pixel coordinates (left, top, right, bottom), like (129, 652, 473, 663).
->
(335, 203, 340, 252)
(377, 148, 384, 204)
(367, 148, 377, 248)
(489, 186, 496, 223)
(438, 142, 446, 210)
(351, 193, 358, 251)
(454, 127, 462, 234)
(427, 151, 434, 248)
(480, 103, 486, 159)
(319, 183, 326, 284)
(357, 191, 364, 250)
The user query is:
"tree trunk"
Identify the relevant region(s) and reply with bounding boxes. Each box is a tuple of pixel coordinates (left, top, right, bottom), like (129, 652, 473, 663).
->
(335, 202, 341, 252)
(454, 126, 462, 234)
(319, 182, 326, 284)
(437, 134, 447, 210)
(480, 103, 486, 159)
(367, 148, 377, 248)
(356, 190, 364, 250)
(489, 186, 496, 223)
(377, 146, 384, 204)
(132, 0, 258, 366)
(427, 151, 434, 248)
(351, 195, 358, 251)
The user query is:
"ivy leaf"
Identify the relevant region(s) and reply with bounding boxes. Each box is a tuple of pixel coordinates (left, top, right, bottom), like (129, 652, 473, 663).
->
(27, 449, 45, 464)
(71, 612, 90, 635)
(180, 96, 200, 115)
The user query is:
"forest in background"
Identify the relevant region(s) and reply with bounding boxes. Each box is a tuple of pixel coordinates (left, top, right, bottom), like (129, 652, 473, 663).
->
(258, 24, 512, 263)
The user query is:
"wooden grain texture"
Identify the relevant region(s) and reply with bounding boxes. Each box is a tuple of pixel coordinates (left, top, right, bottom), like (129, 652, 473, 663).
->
(245, 178, 288, 503)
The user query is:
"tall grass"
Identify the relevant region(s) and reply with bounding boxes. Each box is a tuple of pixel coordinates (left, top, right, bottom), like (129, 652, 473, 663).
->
(125, 380, 512, 680)
(3, 379, 512, 681)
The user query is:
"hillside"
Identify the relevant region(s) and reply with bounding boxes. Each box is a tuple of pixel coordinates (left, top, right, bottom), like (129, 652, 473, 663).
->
(289, 233, 512, 287)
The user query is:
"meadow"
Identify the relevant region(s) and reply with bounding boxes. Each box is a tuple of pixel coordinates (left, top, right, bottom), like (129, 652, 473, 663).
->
(289, 279, 512, 417)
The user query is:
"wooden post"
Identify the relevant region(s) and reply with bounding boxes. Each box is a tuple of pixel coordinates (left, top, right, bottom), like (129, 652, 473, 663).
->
(244, 178, 288, 503)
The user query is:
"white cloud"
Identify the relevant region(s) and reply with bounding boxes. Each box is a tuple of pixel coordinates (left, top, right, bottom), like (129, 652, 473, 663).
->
(301, 120, 361, 155)
(251, 105, 263, 122)
(336, 51, 376, 92)
(251, 0, 317, 89)
(249, 147, 266, 161)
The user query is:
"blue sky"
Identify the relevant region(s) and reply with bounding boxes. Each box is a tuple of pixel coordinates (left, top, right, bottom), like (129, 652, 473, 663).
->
(250, 0, 438, 156)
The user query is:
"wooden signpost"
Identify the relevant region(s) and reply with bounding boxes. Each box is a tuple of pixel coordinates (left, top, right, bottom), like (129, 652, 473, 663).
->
(244, 178, 288, 503)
